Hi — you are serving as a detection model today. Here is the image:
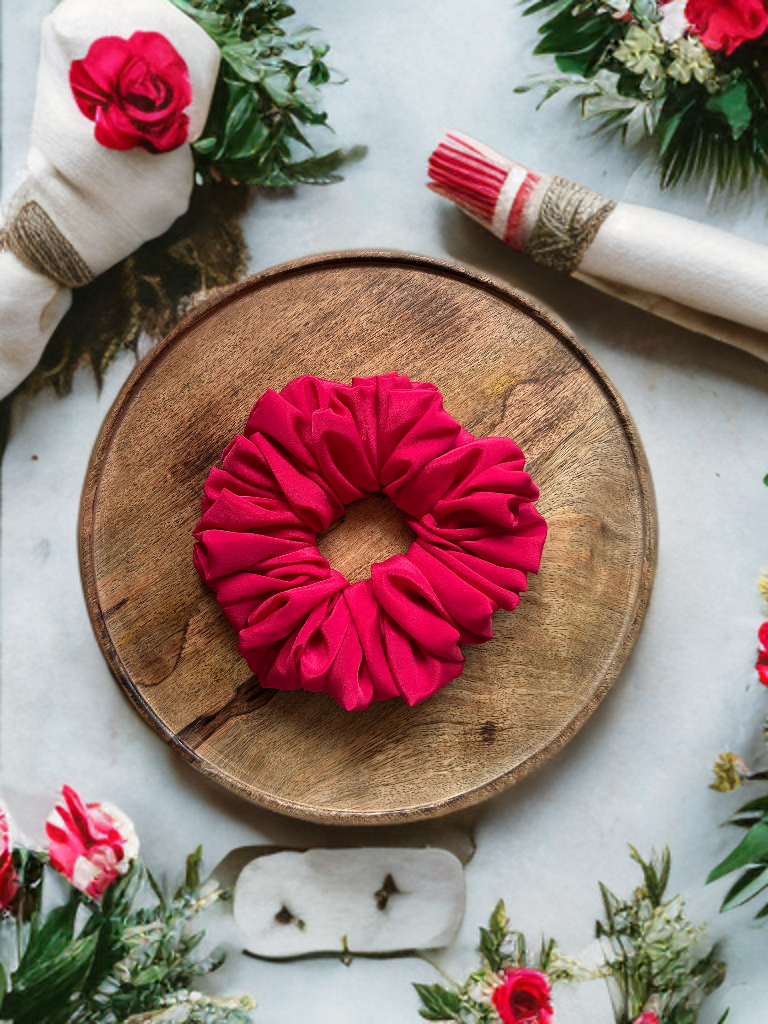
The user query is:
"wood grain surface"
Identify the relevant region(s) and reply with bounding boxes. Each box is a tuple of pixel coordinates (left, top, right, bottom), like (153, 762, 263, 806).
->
(80, 252, 656, 824)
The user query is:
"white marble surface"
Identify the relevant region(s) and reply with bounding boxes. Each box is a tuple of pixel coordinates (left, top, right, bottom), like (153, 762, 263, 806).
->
(3, 2, 768, 1021)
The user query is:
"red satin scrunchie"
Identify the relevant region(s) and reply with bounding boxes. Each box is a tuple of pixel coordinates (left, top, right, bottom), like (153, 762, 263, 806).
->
(193, 374, 547, 711)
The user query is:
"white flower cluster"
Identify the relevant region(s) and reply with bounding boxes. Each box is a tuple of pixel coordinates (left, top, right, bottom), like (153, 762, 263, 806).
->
(612, 9, 716, 86)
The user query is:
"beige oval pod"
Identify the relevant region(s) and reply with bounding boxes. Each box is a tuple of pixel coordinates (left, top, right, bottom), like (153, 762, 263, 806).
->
(233, 848, 465, 957)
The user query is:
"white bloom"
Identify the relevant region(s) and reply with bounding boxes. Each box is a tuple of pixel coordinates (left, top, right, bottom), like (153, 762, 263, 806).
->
(99, 801, 140, 864)
(668, 36, 715, 83)
(659, 0, 690, 42)
(614, 25, 665, 79)
(604, 0, 633, 17)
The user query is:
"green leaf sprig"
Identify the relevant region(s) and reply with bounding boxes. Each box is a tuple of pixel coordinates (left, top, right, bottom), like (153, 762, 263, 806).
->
(0, 848, 254, 1024)
(414, 900, 587, 1023)
(708, 491, 768, 923)
(518, 0, 768, 191)
(171, 0, 364, 186)
(414, 848, 725, 1024)
(598, 848, 726, 1024)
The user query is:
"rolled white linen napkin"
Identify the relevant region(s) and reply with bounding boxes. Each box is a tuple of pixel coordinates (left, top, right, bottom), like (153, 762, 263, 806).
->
(0, 0, 220, 400)
(428, 133, 768, 364)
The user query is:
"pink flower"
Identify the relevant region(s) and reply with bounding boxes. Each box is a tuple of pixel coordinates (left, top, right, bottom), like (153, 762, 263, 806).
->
(46, 786, 139, 900)
(633, 1013, 661, 1024)
(757, 622, 768, 686)
(70, 32, 191, 153)
(491, 968, 553, 1024)
(0, 806, 19, 914)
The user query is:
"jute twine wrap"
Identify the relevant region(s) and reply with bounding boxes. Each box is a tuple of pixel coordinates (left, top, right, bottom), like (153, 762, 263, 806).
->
(0, 199, 94, 288)
(525, 177, 616, 274)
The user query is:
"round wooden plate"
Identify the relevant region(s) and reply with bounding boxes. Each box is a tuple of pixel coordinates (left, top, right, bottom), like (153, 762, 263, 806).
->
(80, 252, 656, 825)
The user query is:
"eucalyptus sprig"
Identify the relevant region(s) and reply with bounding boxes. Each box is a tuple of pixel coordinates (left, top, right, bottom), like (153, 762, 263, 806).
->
(597, 848, 726, 1024)
(170, 0, 363, 186)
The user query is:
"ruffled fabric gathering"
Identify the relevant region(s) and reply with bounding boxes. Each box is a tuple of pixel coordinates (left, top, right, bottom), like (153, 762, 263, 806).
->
(193, 374, 547, 711)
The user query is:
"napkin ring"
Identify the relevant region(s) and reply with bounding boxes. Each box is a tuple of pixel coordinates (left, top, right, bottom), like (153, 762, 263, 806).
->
(0, 199, 94, 289)
(525, 177, 616, 274)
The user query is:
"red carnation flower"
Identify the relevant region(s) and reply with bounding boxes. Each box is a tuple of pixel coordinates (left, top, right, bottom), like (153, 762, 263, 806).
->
(70, 31, 191, 153)
(491, 967, 553, 1024)
(757, 622, 768, 686)
(0, 807, 18, 914)
(685, 0, 768, 54)
(46, 785, 139, 900)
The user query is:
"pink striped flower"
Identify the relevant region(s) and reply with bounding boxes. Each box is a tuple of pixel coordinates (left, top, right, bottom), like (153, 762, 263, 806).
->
(46, 786, 138, 899)
(0, 805, 19, 913)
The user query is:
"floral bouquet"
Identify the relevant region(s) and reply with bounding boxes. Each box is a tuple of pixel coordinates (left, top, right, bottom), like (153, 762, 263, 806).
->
(414, 849, 726, 1024)
(0, 785, 253, 1024)
(520, 0, 768, 191)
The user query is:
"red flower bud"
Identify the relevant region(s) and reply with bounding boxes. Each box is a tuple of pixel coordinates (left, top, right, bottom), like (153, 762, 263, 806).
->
(757, 622, 768, 686)
(491, 967, 553, 1024)
(0, 807, 19, 914)
(633, 1011, 661, 1024)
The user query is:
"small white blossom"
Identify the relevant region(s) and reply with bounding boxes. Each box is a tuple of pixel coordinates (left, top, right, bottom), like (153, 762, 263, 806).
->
(659, 0, 690, 42)
(668, 36, 715, 83)
(603, 0, 633, 18)
(614, 25, 665, 79)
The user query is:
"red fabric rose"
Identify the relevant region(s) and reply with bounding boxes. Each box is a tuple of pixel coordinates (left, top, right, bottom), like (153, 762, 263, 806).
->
(46, 785, 139, 900)
(491, 968, 553, 1024)
(757, 622, 768, 686)
(685, 0, 768, 54)
(0, 807, 18, 914)
(70, 31, 191, 153)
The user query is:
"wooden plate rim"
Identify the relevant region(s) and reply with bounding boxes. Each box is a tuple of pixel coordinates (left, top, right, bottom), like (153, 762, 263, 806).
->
(79, 250, 657, 825)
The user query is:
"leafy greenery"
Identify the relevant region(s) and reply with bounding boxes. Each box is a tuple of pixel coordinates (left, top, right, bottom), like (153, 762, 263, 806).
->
(518, 0, 768, 191)
(414, 849, 725, 1024)
(709, 491, 768, 920)
(170, 0, 364, 186)
(598, 848, 726, 1024)
(0, 0, 361, 460)
(414, 900, 585, 1023)
(0, 848, 253, 1024)
(0, 183, 249, 457)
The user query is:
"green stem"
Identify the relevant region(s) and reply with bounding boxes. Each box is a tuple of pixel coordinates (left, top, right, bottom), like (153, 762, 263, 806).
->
(15, 913, 24, 969)
(243, 947, 425, 964)
(416, 951, 461, 988)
